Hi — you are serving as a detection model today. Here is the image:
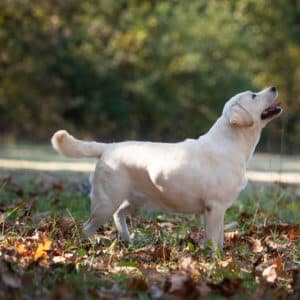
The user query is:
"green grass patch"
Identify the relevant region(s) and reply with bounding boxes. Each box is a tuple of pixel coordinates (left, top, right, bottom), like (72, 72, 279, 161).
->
(0, 170, 299, 299)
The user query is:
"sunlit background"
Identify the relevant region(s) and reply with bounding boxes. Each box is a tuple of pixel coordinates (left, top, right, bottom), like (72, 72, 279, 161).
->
(0, 0, 299, 178)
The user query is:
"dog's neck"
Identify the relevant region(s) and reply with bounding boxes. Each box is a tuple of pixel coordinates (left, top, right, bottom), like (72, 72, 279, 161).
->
(204, 116, 262, 165)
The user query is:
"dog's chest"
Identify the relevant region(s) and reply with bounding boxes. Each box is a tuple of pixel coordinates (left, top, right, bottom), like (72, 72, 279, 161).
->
(148, 161, 246, 212)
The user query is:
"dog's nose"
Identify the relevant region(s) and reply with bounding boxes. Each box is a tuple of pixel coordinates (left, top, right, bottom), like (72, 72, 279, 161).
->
(270, 86, 277, 93)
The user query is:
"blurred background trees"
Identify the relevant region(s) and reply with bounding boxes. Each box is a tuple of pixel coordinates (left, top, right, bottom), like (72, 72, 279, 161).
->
(0, 0, 299, 152)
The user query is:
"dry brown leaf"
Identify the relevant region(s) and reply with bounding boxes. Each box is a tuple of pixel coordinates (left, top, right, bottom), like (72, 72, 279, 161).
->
(262, 264, 277, 283)
(52, 256, 66, 264)
(34, 236, 52, 260)
(252, 238, 264, 253)
(157, 222, 175, 230)
(287, 228, 299, 240)
(219, 257, 233, 268)
(127, 277, 148, 291)
(153, 245, 171, 261)
(264, 236, 292, 252)
(252, 253, 263, 269)
(179, 256, 194, 269)
(57, 217, 76, 234)
(225, 230, 239, 240)
(179, 256, 201, 278)
(273, 256, 284, 273)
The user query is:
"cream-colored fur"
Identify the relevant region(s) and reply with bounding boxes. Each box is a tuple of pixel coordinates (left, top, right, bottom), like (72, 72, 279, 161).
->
(51, 87, 282, 251)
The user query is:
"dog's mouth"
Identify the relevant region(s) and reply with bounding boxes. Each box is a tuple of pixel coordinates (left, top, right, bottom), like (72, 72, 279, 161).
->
(261, 102, 283, 120)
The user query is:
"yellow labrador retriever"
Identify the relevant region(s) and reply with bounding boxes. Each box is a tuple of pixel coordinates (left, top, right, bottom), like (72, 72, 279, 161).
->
(51, 86, 282, 251)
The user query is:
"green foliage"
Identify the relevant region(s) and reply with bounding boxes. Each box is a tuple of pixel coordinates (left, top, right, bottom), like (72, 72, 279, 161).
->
(0, 0, 299, 150)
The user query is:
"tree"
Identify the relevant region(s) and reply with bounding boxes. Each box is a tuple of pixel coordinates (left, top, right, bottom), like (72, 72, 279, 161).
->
(0, 0, 299, 151)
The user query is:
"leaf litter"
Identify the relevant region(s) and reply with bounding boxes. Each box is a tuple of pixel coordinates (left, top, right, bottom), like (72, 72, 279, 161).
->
(0, 174, 299, 299)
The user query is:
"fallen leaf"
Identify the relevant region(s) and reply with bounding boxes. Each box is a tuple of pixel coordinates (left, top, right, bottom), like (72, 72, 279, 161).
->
(252, 254, 263, 269)
(252, 238, 264, 253)
(17, 243, 25, 255)
(287, 228, 299, 240)
(273, 256, 284, 273)
(262, 223, 299, 236)
(34, 236, 52, 260)
(57, 217, 76, 235)
(127, 277, 148, 291)
(219, 257, 233, 268)
(153, 244, 171, 261)
(179, 256, 201, 278)
(52, 256, 66, 264)
(157, 222, 175, 230)
(225, 230, 239, 240)
(179, 256, 194, 270)
(262, 264, 277, 283)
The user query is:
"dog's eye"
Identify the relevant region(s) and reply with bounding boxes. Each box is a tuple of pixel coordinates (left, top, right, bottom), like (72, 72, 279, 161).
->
(252, 94, 256, 99)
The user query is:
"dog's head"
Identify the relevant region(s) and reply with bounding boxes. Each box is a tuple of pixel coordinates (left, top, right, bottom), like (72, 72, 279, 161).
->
(223, 86, 283, 128)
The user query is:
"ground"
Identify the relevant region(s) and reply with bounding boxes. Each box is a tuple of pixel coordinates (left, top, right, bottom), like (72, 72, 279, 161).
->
(0, 145, 299, 299)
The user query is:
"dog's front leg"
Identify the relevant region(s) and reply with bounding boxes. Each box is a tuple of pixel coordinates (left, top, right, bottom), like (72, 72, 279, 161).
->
(204, 201, 226, 254)
(218, 218, 224, 250)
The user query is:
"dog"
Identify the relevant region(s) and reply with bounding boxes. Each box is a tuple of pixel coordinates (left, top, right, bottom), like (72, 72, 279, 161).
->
(51, 86, 282, 251)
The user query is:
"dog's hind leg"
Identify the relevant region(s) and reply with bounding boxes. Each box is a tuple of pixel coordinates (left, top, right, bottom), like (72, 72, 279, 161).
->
(82, 195, 117, 238)
(83, 165, 129, 239)
(113, 200, 136, 243)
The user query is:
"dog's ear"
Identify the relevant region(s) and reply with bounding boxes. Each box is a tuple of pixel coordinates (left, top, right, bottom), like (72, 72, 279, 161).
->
(228, 103, 254, 127)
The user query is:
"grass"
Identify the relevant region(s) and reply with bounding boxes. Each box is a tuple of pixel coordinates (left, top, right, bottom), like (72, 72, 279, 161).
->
(0, 144, 300, 299)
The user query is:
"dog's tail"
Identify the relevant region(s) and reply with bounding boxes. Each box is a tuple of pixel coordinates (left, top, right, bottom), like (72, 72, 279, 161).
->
(51, 130, 106, 158)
